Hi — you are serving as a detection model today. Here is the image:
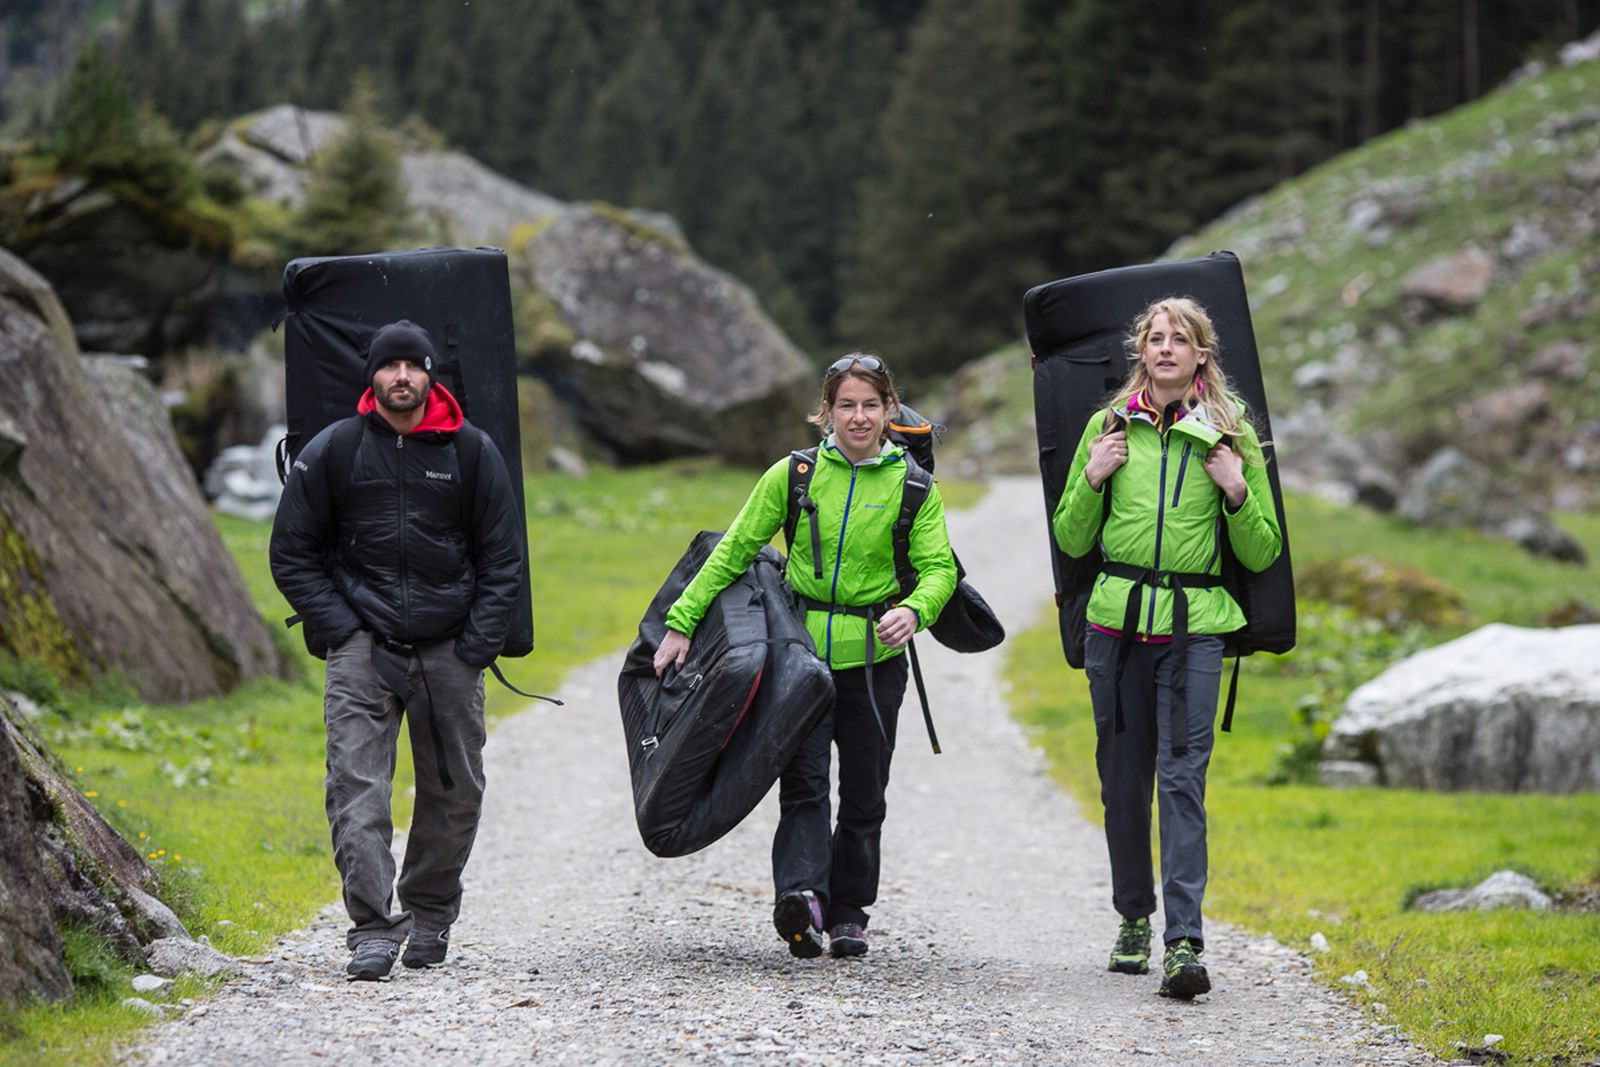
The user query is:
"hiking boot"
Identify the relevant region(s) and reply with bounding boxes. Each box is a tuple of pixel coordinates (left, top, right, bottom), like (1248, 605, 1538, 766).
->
(345, 939, 400, 981)
(827, 922, 868, 958)
(1158, 938, 1211, 999)
(773, 890, 825, 959)
(402, 926, 450, 969)
(1108, 916, 1152, 974)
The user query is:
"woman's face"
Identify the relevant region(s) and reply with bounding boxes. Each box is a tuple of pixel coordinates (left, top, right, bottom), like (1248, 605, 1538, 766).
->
(1141, 311, 1204, 395)
(828, 375, 891, 462)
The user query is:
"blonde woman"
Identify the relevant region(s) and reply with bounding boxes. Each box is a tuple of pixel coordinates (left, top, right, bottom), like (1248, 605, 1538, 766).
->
(1052, 297, 1282, 998)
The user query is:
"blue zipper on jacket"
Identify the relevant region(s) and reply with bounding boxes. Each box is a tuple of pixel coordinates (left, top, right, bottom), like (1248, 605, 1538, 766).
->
(1171, 442, 1192, 508)
(1148, 433, 1170, 635)
(823, 458, 861, 666)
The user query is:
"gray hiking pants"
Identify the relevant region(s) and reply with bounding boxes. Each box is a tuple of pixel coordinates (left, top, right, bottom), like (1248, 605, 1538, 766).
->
(324, 630, 487, 948)
(1084, 629, 1224, 948)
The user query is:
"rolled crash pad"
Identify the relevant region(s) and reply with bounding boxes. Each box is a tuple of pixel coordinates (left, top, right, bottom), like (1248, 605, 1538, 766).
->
(1023, 251, 1295, 665)
(618, 532, 835, 858)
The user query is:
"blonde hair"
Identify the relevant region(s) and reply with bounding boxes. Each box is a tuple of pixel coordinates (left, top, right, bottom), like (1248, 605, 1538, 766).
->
(1103, 297, 1262, 460)
(807, 351, 901, 440)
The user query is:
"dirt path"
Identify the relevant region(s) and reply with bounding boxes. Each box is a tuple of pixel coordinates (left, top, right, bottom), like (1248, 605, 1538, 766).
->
(129, 477, 1437, 1065)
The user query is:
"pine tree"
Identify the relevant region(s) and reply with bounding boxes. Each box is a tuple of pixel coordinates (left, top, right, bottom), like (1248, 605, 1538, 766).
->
(287, 74, 414, 256)
(838, 0, 1048, 379)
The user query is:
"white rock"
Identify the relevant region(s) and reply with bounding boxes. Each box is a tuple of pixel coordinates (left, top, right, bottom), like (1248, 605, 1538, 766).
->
(1326, 624, 1600, 792)
(1414, 870, 1553, 912)
(121, 997, 166, 1017)
(1485, 1033, 1505, 1046)
(1340, 970, 1370, 987)
(144, 937, 239, 979)
(1309, 932, 1330, 953)
(131, 974, 172, 994)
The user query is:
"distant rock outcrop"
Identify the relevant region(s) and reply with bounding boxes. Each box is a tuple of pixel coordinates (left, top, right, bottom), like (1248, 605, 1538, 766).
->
(1323, 623, 1600, 792)
(199, 105, 800, 464)
(523, 207, 813, 464)
(1395, 447, 1586, 563)
(0, 248, 283, 703)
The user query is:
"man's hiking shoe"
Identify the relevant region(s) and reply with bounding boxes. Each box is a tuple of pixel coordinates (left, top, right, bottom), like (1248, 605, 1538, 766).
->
(1158, 938, 1211, 999)
(773, 890, 825, 959)
(1108, 916, 1152, 975)
(828, 923, 868, 958)
(402, 926, 450, 969)
(346, 939, 400, 981)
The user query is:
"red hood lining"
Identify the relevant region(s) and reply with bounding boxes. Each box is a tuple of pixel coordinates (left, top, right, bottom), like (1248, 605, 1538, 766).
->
(357, 382, 464, 433)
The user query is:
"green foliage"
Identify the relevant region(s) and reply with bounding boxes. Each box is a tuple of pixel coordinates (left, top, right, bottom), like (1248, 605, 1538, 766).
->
(281, 74, 414, 257)
(1295, 556, 1472, 631)
(1260, 602, 1432, 784)
(49, 42, 198, 206)
(58, 921, 126, 1000)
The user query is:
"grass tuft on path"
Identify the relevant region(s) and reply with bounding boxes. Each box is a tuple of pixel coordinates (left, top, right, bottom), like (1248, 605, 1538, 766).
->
(1008, 491, 1600, 1065)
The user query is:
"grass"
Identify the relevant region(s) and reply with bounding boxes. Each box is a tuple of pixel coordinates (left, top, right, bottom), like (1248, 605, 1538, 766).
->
(0, 460, 761, 1067)
(1009, 490, 1600, 1065)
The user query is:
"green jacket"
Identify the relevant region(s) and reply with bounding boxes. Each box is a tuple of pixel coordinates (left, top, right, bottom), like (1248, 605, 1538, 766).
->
(666, 438, 959, 670)
(1052, 404, 1282, 638)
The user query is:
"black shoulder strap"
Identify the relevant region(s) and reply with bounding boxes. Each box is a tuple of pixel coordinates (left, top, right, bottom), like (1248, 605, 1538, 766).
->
(784, 447, 823, 580)
(327, 416, 367, 509)
(455, 418, 483, 532)
(893, 452, 933, 599)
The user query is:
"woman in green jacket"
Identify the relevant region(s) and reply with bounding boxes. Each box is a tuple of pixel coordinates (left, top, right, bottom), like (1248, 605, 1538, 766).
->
(1053, 297, 1282, 999)
(654, 354, 958, 959)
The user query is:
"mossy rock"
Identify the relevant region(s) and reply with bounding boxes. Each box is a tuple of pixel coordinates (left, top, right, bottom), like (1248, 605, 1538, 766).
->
(1297, 556, 1472, 631)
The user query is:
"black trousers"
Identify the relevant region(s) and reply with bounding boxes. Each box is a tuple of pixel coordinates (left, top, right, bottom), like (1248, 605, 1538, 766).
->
(771, 654, 909, 929)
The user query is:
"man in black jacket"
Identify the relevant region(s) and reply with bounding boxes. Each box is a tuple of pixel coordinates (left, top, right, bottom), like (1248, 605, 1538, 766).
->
(270, 320, 523, 981)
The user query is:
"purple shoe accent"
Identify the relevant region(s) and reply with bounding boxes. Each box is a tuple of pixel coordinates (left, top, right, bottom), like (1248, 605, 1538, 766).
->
(827, 922, 868, 958)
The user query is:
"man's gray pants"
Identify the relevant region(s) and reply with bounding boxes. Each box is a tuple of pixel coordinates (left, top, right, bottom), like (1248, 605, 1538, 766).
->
(1084, 629, 1224, 948)
(324, 631, 487, 948)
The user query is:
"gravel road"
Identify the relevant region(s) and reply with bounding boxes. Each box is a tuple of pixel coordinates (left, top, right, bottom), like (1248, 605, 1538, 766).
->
(128, 477, 1440, 1066)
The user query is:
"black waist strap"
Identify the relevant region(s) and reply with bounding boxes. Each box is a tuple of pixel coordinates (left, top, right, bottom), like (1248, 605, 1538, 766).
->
(797, 596, 940, 754)
(1100, 563, 1227, 757)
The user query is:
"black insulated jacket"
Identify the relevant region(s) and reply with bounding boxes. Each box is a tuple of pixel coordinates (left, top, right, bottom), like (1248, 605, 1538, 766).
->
(269, 386, 523, 668)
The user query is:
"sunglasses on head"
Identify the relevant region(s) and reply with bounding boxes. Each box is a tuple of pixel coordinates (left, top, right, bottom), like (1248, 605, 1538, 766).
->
(825, 355, 885, 377)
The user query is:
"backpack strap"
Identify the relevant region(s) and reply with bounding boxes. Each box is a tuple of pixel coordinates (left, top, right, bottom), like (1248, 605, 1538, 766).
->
(892, 452, 933, 599)
(326, 416, 367, 509)
(454, 418, 483, 532)
(784, 448, 824, 581)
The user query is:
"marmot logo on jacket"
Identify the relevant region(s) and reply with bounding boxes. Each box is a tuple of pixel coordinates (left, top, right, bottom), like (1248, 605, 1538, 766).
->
(425, 470, 453, 481)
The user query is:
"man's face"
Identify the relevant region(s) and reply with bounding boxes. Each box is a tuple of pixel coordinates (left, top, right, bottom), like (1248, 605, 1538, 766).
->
(372, 359, 428, 414)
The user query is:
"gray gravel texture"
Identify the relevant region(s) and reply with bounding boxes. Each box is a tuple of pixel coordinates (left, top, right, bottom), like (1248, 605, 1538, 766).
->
(127, 478, 1441, 1066)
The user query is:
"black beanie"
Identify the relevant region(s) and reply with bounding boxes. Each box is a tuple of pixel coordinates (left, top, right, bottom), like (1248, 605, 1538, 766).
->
(365, 320, 436, 388)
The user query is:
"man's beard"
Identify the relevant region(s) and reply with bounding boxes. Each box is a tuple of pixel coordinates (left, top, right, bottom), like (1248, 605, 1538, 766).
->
(376, 382, 426, 414)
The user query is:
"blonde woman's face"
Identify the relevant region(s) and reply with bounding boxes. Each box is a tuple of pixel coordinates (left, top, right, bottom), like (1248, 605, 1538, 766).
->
(1141, 312, 1205, 394)
(828, 375, 890, 462)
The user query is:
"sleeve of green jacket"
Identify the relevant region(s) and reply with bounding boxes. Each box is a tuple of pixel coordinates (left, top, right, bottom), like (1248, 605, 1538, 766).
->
(902, 481, 958, 631)
(1223, 423, 1282, 573)
(1052, 410, 1109, 557)
(663, 457, 789, 636)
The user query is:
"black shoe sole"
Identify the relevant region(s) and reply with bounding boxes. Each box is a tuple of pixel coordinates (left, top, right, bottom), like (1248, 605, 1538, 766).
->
(829, 936, 868, 959)
(773, 893, 823, 959)
(401, 951, 446, 969)
(1108, 960, 1150, 975)
(1158, 964, 1211, 999)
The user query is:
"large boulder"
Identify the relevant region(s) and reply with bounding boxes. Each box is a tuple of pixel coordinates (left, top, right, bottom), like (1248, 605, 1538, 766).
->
(0, 248, 284, 702)
(1396, 447, 1586, 563)
(1, 692, 196, 1005)
(1323, 623, 1600, 792)
(524, 207, 815, 464)
(9, 175, 276, 356)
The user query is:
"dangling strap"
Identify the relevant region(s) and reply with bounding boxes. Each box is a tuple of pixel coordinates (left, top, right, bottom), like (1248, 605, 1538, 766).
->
(488, 662, 564, 705)
(1220, 656, 1240, 733)
(906, 638, 938, 754)
(370, 636, 454, 792)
